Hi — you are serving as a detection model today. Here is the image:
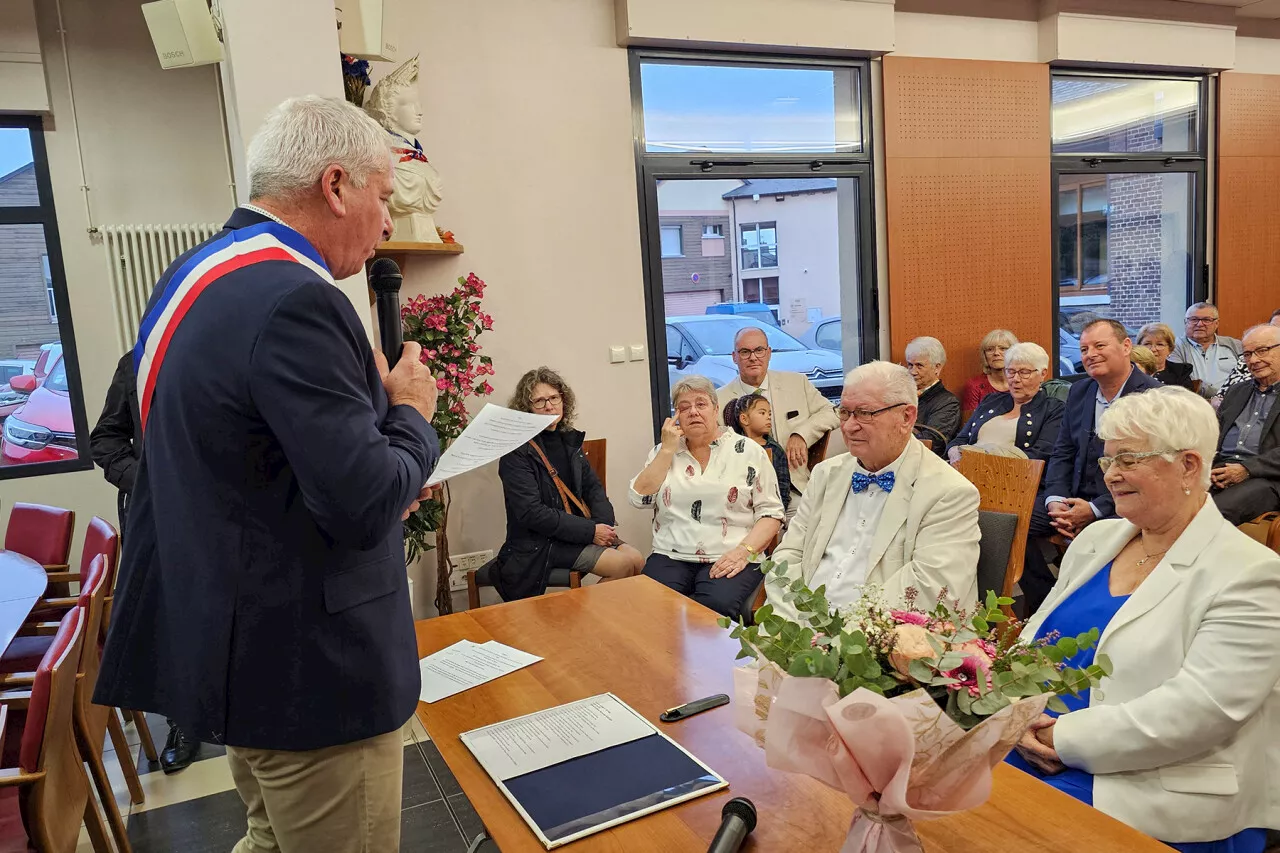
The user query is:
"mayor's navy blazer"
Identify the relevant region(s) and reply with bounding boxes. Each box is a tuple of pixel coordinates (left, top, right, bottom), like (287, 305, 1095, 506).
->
(94, 209, 439, 751)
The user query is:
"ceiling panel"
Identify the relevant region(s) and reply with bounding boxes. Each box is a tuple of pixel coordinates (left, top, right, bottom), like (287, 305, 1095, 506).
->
(1237, 0, 1280, 18)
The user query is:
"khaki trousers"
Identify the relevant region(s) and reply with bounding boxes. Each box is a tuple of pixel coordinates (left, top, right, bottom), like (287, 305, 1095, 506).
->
(227, 728, 403, 853)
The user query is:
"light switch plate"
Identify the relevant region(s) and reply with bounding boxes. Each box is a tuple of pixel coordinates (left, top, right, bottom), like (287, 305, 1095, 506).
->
(629, 344, 647, 362)
(609, 346, 626, 364)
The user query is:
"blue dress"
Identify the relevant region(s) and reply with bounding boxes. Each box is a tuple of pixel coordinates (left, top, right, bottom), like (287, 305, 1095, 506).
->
(1006, 562, 1267, 853)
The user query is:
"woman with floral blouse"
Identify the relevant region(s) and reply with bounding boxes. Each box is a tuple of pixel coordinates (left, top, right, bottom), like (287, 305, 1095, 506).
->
(630, 376, 785, 617)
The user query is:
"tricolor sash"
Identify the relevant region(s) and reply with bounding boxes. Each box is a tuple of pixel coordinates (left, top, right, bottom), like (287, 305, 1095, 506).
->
(133, 220, 332, 431)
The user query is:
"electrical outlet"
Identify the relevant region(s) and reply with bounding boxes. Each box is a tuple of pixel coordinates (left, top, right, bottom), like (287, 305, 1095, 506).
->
(448, 550, 494, 592)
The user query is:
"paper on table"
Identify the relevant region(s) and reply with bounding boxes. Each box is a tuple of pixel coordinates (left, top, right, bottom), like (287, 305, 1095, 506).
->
(419, 639, 542, 704)
(461, 693, 655, 781)
(425, 404, 557, 486)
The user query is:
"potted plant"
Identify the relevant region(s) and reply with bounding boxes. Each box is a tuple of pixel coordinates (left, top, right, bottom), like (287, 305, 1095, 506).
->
(400, 272, 494, 615)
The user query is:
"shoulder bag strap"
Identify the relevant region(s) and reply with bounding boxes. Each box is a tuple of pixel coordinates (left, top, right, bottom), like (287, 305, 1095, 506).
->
(527, 440, 591, 518)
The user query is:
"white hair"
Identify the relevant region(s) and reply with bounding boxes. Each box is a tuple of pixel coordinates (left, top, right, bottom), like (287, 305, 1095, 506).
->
(1097, 386, 1217, 489)
(905, 336, 946, 367)
(247, 96, 392, 201)
(672, 375, 720, 421)
(844, 361, 918, 407)
(1243, 324, 1280, 343)
(1004, 342, 1049, 372)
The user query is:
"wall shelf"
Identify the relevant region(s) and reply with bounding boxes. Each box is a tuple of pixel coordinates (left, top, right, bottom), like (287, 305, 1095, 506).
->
(375, 241, 464, 257)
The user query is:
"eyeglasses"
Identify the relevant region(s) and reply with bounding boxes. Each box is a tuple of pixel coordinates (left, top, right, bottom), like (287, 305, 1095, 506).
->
(735, 346, 770, 360)
(1242, 343, 1280, 361)
(1097, 449, 1186, 473)
(675, 400, 713, 415)
(1004, 368, 1039, 379)
(531, 394, 563, 410)
(837, 402, 907, 424)
(1185, 317, 1218, 325)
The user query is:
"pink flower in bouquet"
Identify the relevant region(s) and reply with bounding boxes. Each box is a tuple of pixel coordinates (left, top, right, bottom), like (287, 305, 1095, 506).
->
(436, 378, 450, 391)
(425, 349, 437, 359)
(478, 381, 494, 395)
(887, 624, 937, 679)
(890, 610, 928, 626)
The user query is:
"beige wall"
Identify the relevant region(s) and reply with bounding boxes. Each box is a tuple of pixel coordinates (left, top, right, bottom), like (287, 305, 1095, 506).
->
(0, 0, 229, 548)
(372, 0, 655, 609)
(0, 0, 48, 113)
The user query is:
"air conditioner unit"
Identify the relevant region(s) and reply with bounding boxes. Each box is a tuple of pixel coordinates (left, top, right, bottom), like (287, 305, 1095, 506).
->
(337, 0, 400, 62)
(140, 0, 223, 69)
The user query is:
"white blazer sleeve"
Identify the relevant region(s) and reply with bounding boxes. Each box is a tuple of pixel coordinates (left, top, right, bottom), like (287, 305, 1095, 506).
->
(790, 375, 840, 448)
(1054, 560, 1280, 775)
(876, 481, 981, 610)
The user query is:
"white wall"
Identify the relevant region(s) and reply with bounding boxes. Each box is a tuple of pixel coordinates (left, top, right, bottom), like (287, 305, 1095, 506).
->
(372, 0, 654, 610)
(0, 0, 229, 547)
(893, 12, 1040, 62)
(0, 0, 49, 112)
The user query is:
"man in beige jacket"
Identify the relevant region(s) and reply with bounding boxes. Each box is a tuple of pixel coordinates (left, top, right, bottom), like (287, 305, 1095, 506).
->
(767, 361, 981, 620)
(718, 327, 840, 506)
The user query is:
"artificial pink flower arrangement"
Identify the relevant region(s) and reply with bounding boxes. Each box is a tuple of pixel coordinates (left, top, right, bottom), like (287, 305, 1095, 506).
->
(721, 564, 1110, 852)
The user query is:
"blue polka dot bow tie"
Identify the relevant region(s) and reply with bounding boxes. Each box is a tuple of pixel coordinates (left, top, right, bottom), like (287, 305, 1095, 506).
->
(851, 471, 895, 494)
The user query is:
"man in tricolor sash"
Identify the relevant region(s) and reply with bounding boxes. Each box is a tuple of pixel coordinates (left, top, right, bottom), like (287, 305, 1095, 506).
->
(95, 96, 440, 852)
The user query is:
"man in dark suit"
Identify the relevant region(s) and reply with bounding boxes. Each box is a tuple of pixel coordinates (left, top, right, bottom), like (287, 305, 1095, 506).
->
(1022, 319, 1160, 615)
(1212, 323, 1280, 524)
(94, 96, 440, 851)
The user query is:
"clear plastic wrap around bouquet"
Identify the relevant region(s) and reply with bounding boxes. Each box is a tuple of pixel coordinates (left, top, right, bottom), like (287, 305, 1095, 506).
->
(720, 564, 1111, 853)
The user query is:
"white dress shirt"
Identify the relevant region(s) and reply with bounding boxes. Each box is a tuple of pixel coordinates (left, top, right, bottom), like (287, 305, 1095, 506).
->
(629, 432, 785, 562)
(807, 444, 908, 608)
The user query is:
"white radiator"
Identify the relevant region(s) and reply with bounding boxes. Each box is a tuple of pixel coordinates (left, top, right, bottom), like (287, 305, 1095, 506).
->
(102, 223, 221, 351)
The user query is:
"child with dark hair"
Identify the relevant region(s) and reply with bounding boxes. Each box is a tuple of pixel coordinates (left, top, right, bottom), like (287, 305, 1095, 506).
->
(724, 393, 791, 510)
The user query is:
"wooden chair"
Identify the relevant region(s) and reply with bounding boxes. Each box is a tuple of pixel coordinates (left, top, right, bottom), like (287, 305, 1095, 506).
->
(807, 431, 831, 471)
(954, 454, 1046, 608)
(466, 438, 609, 609)
(0, 608, 109, 853)
(0, 555, 129, 852)
(1240, 512, 1280, 554)
(4, 505, 75, 597)
(43, 517, 155, 800)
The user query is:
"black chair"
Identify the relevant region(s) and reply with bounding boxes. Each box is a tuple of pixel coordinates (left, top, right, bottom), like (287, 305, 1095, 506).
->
(466, 559, 581, 609)
(976, 509, 1020, 602)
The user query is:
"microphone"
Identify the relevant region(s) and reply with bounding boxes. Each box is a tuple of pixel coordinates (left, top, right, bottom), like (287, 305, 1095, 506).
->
(706, 797, 756, 853)
(369, 257, 404, 368)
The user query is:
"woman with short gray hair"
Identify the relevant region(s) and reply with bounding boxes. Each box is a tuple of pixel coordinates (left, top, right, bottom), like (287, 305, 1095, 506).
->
(948, 341, 1063, 467)
(629, 376, 784, 617)
(1008, 387, 1280, 851)
(904, 336, 961, 452)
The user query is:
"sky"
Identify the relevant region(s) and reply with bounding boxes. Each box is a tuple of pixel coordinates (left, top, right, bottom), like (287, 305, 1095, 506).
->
(639, 62, 859, 154)
(0, 130, 33, 179)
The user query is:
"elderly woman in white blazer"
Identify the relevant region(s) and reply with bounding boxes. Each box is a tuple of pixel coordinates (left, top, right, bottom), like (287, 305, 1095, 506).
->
(1010, 386, 1280, 852)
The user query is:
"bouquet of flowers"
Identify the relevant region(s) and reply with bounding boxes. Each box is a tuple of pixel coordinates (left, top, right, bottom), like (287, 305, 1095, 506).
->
(720, 563, 1111, 853)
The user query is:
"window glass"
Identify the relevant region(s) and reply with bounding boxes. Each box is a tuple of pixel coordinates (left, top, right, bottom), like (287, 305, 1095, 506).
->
(639, 61, 862, 154)
(0, 128, 37, 206)
(660, 225, 683, 258)
(1052, 75, 1200, 154)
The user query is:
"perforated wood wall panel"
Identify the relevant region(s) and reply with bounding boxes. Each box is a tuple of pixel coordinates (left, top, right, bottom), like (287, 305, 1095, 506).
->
(1218, 73, 1280, 336)
(883, 57, 1051, 392)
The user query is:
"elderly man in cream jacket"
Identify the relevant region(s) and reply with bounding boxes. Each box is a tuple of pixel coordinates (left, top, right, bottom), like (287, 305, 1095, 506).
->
(767, 361, 981, 620)
(718, 327, 840, 508)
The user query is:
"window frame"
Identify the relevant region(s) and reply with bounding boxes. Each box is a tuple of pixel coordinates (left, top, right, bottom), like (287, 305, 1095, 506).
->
(0, 115, 93, 480)
(1049, 70, 1209, 378)
(630, 49, 879, 434)
(659, 224, 684, 258)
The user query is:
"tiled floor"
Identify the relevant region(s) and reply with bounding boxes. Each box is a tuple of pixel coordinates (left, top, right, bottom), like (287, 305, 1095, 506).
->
(77, 713, 488, 853)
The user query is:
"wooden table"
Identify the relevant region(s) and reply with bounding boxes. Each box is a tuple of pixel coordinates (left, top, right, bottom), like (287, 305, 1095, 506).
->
(415, 577, 1172, 853)
(0, 551, 47, 654)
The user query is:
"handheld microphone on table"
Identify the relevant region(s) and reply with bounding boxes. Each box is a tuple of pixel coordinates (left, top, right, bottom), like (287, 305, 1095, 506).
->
(369, 257, 404, 369)
(706, 797, 756, 853)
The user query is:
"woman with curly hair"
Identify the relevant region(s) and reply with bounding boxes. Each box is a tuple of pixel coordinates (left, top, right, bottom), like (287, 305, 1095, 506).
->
(491, 367, 643, 600)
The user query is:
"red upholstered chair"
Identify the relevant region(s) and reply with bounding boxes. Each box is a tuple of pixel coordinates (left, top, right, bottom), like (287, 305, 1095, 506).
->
(1, 556, 130, 851)
(3, 503, 75, 571)
(0, 608, 108, 853)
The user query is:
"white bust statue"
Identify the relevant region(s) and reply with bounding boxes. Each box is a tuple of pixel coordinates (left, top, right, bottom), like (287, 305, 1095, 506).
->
(364, 55, 444, 243)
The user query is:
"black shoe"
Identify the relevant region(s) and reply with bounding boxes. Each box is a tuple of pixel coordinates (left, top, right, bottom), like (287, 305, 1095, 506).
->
(160, 725, 199, 774)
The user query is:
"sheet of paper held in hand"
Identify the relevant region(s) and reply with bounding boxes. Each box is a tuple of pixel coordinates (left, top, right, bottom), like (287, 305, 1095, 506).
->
(425, 405, 557, 487)
(461, 693, 655, 781)
(419, 640, 543, 704)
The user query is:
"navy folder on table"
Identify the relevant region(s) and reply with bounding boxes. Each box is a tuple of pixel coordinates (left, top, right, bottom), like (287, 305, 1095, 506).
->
(460, 694, 727, 848)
